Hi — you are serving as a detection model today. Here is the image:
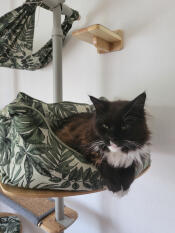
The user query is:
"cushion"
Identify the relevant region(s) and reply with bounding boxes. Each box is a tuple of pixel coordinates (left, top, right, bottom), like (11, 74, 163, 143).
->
(0, 93, 151, 191)
(0, 215, 21, 233)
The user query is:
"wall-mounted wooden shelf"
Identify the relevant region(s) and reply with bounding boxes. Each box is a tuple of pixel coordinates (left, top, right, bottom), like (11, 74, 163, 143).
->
(72, 24, 123, 54)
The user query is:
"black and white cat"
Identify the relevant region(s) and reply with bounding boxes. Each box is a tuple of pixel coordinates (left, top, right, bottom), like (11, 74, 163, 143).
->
(56, 92, 151, 195)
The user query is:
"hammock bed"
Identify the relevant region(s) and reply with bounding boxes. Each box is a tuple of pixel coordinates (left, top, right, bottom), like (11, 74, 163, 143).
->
(0, 0, 79, 70)
(0, 92, 151, 191)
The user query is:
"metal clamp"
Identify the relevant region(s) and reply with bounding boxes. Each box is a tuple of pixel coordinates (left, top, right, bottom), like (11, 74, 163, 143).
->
(42, 0, 65, 10)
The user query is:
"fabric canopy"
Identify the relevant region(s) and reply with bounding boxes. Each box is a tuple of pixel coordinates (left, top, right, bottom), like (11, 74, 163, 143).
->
(0, 0, 79, 70)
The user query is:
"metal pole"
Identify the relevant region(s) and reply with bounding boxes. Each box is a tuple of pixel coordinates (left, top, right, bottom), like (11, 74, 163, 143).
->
(42, 0, 74, 228)
(52, 4, 63, 102)
(43, 0, 65, 225)
(55, 196, 64, 221)
(52, 3, 65, 224)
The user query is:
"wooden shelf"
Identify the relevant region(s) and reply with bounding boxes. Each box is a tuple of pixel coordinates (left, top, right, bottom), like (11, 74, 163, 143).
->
(72, 24, 123, 54)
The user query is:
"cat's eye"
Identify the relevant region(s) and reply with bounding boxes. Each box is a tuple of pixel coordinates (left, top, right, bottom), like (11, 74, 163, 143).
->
(102, 124, 109, 129)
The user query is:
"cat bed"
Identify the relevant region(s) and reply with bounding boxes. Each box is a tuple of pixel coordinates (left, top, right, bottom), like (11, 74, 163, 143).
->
(0, 93, 151, 191)
(0, 213, 21, 233)
(0, 0, 79, 70)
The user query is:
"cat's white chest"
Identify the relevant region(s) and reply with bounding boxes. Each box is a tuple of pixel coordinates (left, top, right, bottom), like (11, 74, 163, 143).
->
(104, 149, 133, 168)
(104, 143, 150, 168)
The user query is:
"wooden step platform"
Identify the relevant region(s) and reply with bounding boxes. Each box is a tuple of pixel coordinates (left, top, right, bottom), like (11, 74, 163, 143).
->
(40, 206, 78, 233)
(72, 24, 123, 54)
(0, 188, 78, 233)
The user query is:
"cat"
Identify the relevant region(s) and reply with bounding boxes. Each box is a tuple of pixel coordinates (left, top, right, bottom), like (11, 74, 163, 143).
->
(55, 92, 150, 195)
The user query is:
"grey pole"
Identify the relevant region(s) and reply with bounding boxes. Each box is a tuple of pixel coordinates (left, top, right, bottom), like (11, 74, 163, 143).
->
(42, 0, 73, 226)
(46, 0, 64, 224)
(52, 3, 63, 102)
(55, 196, 64, 221)
(42, 0, 73, 102)
(50, 1, 64, 224)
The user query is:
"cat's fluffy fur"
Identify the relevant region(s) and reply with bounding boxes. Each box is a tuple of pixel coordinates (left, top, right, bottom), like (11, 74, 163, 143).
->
(55, 92, 150, 195)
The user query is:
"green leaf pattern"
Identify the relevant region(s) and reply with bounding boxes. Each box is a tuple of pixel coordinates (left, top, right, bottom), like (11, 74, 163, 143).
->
(0, 0, 80, 70)
(0, 216, 21, 233)
(0, 93, 105, 191)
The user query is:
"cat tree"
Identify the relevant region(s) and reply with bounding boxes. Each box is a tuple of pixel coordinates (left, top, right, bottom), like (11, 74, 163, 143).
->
(0, 1, 150, 233)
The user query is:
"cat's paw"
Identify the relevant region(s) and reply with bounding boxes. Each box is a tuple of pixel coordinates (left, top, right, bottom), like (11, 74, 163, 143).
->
(115, 187, 130, 198)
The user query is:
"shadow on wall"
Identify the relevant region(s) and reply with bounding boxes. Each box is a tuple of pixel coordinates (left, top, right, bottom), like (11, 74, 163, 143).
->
(66, 196, 119, 233)
(82, 0, 112, 27)
(148, 105, 175, 156)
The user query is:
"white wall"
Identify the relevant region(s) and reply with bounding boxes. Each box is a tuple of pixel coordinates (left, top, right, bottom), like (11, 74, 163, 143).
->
(0, 1, 175, 233)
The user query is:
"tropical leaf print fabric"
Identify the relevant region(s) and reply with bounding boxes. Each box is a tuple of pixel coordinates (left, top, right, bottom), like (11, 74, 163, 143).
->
(0, 216, 21, 233)
(0, 93, 105, 191)
(0, 93, 151, 191)
(0, 0, 79, 70)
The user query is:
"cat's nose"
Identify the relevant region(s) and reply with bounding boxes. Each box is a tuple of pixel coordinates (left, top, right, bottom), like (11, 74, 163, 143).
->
(108, 141, 120, 152)
(110, 141, 118, 148)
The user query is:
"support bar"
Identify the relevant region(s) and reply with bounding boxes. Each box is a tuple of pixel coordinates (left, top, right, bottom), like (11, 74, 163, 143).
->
(52, 4, 63, 102)
(55, 197, 75, 229)
(55, 197, 64, 221)
(93, 36, 111, 53)
(43, 0, 66, 228)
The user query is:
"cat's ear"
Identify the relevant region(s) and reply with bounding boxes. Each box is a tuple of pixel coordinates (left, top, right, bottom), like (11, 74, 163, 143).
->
(89, 96, 108, 113)
(131, 92, 146, 108)
(124, 92, 146, 120)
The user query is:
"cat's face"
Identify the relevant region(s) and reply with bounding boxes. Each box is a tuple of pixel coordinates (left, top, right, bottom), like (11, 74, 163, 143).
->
(90, 93, 150, 153)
